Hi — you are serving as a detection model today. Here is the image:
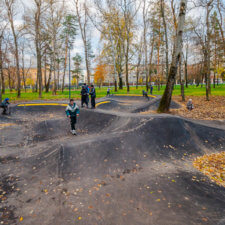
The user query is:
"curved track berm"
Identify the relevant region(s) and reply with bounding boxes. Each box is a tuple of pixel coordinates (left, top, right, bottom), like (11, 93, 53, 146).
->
(97, 95, 181, 113)
(0, 96, 224, 225)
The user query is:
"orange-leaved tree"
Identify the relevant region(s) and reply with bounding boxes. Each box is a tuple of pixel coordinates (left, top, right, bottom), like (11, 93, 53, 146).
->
(94, 64, 106, 88)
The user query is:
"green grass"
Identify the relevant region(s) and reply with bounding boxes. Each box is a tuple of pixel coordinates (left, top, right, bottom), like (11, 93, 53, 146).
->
(2, 84, 225, 102)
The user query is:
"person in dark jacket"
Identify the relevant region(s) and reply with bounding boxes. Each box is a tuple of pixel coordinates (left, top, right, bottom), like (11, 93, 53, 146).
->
(150, 85, 154, 95)
(107, 87, 110, 96)
(81, 85, 88, 108)
(142, 90, 149, 101)
(1, 98, 10, 115)
(90, 85, 96, 109)
(66, 99, 80, 135)
(84, 83, 90, 106)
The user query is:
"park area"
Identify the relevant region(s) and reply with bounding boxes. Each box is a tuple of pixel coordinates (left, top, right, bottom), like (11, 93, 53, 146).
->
(0, 85, 225, 225)
(0, 0, 225, 224)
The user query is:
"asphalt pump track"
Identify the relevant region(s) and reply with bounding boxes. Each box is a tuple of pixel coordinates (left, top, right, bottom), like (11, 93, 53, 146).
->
(0, 96, 225, 225)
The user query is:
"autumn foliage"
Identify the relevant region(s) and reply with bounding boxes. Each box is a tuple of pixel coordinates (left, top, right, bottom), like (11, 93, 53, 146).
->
(94, 64, 106, 87)
(193, 152, 225, 187)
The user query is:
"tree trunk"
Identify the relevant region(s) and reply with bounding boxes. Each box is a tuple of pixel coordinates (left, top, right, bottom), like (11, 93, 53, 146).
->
(184, 43, 188, 88)
(76, 1, 91, 86)
(46, 66, 52, 93)
(160, 0, 169, 79)
(204, 51, 209, 101)
(148, 35, 155, 86)
(158, 80, 160, 91)
(136, 69, 139, 89)
(62, 36, 68, 93)
(6, 2, 21, 97)
(21, 49, 26, 92)
(206, 2, 212, 99)
(0, 39, 2, 102)
(213, 71, 216, 88)
(185, 60, 188, 88)
(158, 0, 187, 113)
(52, 38, 57, 95)
(114, 79, 117, 92)
(179, 55, 185, 101)
(143, 0, 149, 91)
(57, 60, 60, 90)
(22, 69, 26, 93)
(84, 40, 90, 85)
(44, 53, 47, 91)
(14, 41, 21, 97)
(119, 73, 123, 90)
(216, 0, 225, 57)
(35, 4, 42, 98)
(8, 66, 12, 92)
(125, 52, 129, 93)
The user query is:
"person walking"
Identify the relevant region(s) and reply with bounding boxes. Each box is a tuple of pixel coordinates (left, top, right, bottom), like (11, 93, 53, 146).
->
(81, 85, 88, 108)
(90, 85, 96, 109)
(107, 87, 110, 96)
(150, 85, 154, 95)
(66, 99, 80, 135)
(1, 98, 10, 115)
(84, 83, 90, 107)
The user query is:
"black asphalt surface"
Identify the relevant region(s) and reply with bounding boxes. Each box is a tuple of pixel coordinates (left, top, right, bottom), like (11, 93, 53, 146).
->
(98, 95, 181, 113)
(0, 96, 225, 225)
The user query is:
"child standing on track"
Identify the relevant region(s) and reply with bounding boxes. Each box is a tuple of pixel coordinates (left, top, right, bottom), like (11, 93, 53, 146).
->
(66, 99, 80, 135)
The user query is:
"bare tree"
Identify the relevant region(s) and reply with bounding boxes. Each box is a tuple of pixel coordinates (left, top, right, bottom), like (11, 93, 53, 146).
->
(160, 0, 169, 79)
(216, 0, 225, 56)
(4, 0, 21, 97)
(75, 0, 91, 85)
(143, 0, 149, 91)
(0, 1, 8, 101)
(46, 0, 65, 95)
(135, 36, 143, 89)
(120, 0, 139, 93)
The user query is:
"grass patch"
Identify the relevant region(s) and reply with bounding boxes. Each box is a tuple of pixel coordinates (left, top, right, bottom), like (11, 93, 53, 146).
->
(2, 84, 225, 102)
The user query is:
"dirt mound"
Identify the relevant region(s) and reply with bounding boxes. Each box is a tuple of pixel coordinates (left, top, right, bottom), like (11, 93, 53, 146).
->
(132, 98, 181, 113)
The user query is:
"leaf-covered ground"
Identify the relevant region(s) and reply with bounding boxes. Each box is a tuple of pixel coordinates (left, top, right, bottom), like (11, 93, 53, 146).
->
(193, 152, 225, 187)
(171, 96, 225, 120)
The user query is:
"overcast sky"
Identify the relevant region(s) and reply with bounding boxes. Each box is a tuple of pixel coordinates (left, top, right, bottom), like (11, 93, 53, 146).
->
(12, 0, 222, 71)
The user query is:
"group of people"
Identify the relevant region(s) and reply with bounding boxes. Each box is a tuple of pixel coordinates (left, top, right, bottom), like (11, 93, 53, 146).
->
(80, 83, 96, 109)
(65, 83, 96, 135)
